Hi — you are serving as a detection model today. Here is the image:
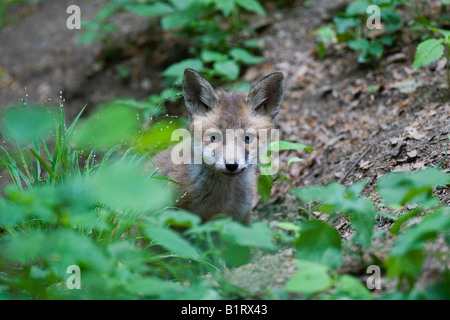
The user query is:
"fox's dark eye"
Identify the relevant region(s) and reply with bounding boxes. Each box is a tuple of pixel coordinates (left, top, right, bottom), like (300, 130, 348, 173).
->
(210, 135, 216, 142)
(244, 134, 254, 144)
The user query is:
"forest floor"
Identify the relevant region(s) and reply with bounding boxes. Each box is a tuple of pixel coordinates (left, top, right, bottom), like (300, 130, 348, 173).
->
(0, 0, 449, 298)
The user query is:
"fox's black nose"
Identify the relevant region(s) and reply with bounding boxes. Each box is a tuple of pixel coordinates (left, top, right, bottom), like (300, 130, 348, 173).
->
(225, 163, 239, 172)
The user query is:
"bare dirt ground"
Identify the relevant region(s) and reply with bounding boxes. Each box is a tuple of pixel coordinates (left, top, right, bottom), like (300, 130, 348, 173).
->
(0, 0, 449, 297)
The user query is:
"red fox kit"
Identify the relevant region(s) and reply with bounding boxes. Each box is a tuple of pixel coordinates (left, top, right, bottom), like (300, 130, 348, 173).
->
(152, 68, 284, 223)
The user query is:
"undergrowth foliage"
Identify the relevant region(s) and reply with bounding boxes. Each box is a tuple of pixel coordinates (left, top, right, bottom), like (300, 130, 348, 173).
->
(0, 96, 448, 300)
(80, 0, 266, 83)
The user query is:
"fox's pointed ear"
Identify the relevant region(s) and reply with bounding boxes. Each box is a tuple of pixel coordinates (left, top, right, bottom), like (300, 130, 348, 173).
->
(182, 68, 220, 115)
(247, 72, 284, 119)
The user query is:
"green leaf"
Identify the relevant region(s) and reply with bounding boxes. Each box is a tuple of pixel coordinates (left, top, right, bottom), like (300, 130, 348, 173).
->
(215, 0, 236, 16)
(413, 38, 445, 69)
(386, 208, 450, 279)
(257, 166, 273, 204)
(315, 24, 335, 44)
(287, 157, 303, 170)
(124, 2, 174, 17)
(0, 199, 26, 227)
(229, 48, 263, 65)
(168, 0, 194, 11)
(71, 103, 139, 150)
(348, 38, 370, 51)
(87, 161, 173, 213)
(381, 6, 402, 32)
(385, 249, 424, 279)
(269, 140, 314, 152)
(368, 39, 383, 57)
(145, 226, 202, 261)
(161, 12, 190, 30)
(221, 243, 251, 267)
(294, 220, 342, 268)
(162, 59, 204, 83)
(377, 168, 450, 207)
(200, 50, 229, 63)
(333, 16, 360, 34)
(157, 209, 202, 228)
(213, 60, 240, 81)
(346, 1, 371, 16)
(344, 197, 376, 246)
(284, 260, 332, 294)
(432, 28, 450, 42)
(1, 105, 56, 145)
(390, 208, 450, 257)
(221, 221, 277, 250)
(236, 0, 266, 16)
(334, 275, 373, 300)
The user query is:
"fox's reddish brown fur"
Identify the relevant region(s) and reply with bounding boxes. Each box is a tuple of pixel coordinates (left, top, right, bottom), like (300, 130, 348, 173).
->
(152, 68, 284, 223)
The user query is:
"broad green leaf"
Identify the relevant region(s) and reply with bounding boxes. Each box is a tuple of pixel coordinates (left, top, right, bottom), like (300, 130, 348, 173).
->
(0, 199, 26, 227)
(221, 243, 251, 267)
(294, 220, 342, 268)
(368, 39, 383, 57)
(315, 24, 335, 44)
(1, 105, 56, 145)
(386, 208, 450, 279)
(346, 1, 371, 15)
(348, 38, 370, 51)
(269, 140, 313, 152)
(385, 249, 424, 279)
(287, 157, 303, 170)
(257, 166, 273, 204)
(390, 208, 450, 256)
(108, 241, 151, 272)
(126, 276, 184, 297)
(157, 209, 202, 228)
(432, 28, 450, 42)
(145, 226, 202, 261)
(276, 222, 301, 234)
(213, 60, 240, 81)
(124, 2, 174, 17)
(201, 50, 229, 63)
(162, 59, 204, 83)
(236, 0, 266, 16)
(221, 221, 277, 250)
(161, 12, 190, 30)
(334, 275, 373, 300)
(71, 103, 139, 150)
(333, 16, 359, 34)
(87, 161, 173, 213)
(413, 39, 445, 69)
(229, 48, 263, 65)
(215, 0, 235, 16)
(168, 0, 194, 11)
(381, 6, 402, 32)
(284, 260, 332, 294)
(377, 168, 450, 207)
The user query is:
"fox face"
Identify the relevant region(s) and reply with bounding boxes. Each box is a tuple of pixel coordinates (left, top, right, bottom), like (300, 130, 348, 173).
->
(182, 68, 284, 175)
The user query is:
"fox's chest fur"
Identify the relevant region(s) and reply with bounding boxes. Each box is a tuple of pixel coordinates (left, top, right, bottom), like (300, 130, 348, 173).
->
(154, 158, 256, 222)
(184, 163, 256, 221)
(151, 68, 284, 223)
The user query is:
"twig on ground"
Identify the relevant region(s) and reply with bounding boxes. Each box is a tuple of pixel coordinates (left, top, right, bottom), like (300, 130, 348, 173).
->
(339, 147, 372, 184)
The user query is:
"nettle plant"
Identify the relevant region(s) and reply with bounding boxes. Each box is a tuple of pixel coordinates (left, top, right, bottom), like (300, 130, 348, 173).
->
(413, 28, 450, 88)
(0, 99, 284, 299)
(315, 0, 402, 62)
(315, 0, 450, 63)
(286, 168, 450, 298)
(80, 0, 266, 83)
